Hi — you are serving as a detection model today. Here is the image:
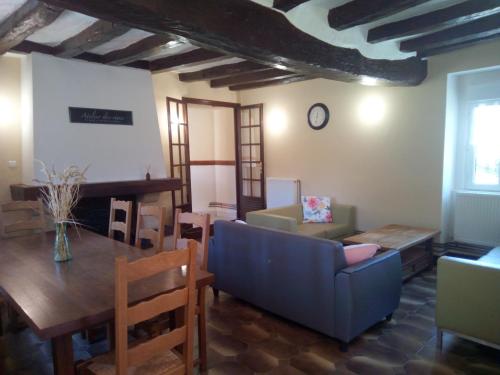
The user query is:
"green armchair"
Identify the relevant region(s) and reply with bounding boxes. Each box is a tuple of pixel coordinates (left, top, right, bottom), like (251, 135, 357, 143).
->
(436, 247, 500, 350)
(246, 203, 355, 241)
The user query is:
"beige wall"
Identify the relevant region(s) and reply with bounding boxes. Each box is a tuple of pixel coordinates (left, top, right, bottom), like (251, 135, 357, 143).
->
(239, 39, 500, 234)
(0, 55, 22, 203)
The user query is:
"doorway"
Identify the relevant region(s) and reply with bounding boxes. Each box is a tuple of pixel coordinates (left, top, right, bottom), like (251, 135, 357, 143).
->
(166, 97, 266, 220)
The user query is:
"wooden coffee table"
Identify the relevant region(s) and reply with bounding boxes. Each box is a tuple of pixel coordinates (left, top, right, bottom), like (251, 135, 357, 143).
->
(344, 224, 440, 280)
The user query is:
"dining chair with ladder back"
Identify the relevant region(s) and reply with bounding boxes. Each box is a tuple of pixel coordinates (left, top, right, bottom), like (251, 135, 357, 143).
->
(0, 199, 46, 335)
(108, 198, 133, 245)
(83, 198, 134, 344)
(172, 208, 211, 372)
(78, 240, 198, 375)
(135, 203, 166, 252)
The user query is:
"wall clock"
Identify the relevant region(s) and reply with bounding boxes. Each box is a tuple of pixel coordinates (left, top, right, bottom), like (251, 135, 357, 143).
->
(307, 103, 329, 130)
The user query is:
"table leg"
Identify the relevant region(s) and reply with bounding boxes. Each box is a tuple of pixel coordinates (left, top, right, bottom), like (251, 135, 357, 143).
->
(198, 286, 208, 373)
(51, 333, 74, 375)
(425, 238, 434, 270)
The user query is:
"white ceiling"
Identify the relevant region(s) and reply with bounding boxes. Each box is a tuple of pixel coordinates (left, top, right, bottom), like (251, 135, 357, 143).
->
(252, 0, 466, 60)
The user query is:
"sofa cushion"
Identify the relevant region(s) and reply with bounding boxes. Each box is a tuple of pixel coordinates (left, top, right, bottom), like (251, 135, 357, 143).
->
(302, 196, 332, 223)
(479, 247, 500, 265)
(297, 223, 351, 239)
(323, 224, 352, 240)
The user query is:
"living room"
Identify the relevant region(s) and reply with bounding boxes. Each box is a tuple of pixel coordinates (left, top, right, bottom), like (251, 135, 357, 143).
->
(0, 1, 499, 374)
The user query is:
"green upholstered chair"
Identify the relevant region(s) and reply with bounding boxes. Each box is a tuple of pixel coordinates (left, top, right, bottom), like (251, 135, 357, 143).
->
(246, 203, 355, 241)
(436, 247, 500, 350)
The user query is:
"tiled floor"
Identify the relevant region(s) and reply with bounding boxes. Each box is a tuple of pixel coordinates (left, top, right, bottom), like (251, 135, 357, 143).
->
(1, 268, 499, 374)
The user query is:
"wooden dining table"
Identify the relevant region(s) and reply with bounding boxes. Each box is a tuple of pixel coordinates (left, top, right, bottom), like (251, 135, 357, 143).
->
(0, 228, 215, 375)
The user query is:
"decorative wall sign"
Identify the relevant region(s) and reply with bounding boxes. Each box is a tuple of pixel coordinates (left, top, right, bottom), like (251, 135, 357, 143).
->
(69, 107, 133, 126)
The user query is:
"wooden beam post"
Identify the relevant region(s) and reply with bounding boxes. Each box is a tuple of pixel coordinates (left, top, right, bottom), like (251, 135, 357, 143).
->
(149, 48, 227, 73)
(102, 34, 172, 65)
(0, 0, 62, 55)
(41, 0, 427, 86)
(368, 0, 500, 43)
(178, 61, 268, 82)
(210, 68, 295, 88)
(55, 20, 129, 58)
(229, 75, 311, 91)
(329, 0, 431, 31)
(273, 0, 309, 12)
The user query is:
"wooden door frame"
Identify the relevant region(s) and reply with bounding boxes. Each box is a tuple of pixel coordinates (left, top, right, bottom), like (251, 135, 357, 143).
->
(181, 97, 242, 218)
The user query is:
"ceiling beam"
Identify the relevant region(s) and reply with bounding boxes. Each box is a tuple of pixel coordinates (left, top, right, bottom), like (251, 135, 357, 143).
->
(101, 34, 172, 65)
(149, 48, 227, 73)
(210, 68, 296, 88)
(400, 13, 500, 53)
(329, 0, 431, 31)
(418, 32, 500, 58)
(229, 75, 310, 91)
(40, 0, 427, 86)
(178, 61, 267, 82)
(0, 0, 62, 54)
(273, 0, 309, 12)
(55, 20, 129, 58)
(11, 40, 151, 69)
(368, 0, 500, 43)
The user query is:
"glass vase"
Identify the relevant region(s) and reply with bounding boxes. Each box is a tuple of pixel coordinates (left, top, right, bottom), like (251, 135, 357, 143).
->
(54, 222, 72, 262)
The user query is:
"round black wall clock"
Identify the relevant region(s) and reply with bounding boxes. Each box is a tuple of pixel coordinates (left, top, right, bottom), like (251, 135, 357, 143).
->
(307, 103, 329, 130)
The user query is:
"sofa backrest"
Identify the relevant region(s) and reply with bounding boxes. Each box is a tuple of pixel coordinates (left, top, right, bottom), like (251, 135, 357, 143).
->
(252, 204, 303, 223)
(208, 220, 347, 336)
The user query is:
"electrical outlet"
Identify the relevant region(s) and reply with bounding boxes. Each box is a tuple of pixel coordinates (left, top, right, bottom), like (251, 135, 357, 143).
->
(8, 160, 17, 168)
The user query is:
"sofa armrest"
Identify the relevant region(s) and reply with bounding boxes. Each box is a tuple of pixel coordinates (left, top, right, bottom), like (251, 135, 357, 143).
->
(246, 212, 298, 232)
(332, 204, 355, 229)
(334, 250, 401, 343)
(436, 256, 500, 345)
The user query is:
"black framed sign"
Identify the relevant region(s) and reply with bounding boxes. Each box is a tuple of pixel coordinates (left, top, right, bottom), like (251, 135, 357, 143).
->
(68, 107, 133, 126)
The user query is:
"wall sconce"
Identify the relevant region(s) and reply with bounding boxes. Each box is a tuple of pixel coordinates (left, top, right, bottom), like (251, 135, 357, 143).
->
(0, 96, 15, 127)
(268, 108, 287, 135)
(357, 95, 386, 126)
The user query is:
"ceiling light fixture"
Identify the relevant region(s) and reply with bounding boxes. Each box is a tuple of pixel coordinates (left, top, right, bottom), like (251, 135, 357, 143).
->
(360, 76, 378, 86)
(274, 64, 287, 70)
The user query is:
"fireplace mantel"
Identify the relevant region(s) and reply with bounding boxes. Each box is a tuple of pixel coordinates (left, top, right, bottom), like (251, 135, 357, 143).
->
(10, 178, 182, 201)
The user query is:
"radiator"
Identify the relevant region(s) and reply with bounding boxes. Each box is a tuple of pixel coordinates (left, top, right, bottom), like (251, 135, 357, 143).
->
(266, 178, 301, 209)
(453, 191, 500, 246)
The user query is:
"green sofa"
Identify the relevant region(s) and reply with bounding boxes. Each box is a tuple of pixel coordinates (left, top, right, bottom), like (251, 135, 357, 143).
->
(436, 247, 500, 350)
(246, 203, 355, 241)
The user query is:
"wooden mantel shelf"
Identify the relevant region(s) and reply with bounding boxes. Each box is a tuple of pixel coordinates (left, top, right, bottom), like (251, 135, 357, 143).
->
(10, 178, 182, 201)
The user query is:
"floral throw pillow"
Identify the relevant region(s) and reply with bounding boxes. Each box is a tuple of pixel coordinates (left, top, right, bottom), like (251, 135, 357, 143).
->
(302, 196, 332, 223)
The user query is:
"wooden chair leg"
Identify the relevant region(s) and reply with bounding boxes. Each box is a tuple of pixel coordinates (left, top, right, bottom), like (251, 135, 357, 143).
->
(198, 287, 208, 373)
(212, 287, 219, 298)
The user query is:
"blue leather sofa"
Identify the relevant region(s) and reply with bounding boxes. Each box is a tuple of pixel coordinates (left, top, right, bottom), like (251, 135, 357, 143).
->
(208, 221, 402, 349)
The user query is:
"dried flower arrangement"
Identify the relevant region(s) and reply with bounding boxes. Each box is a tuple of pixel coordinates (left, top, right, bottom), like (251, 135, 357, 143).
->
(35, 160, 88, 225)
(35, 161, 88, 262)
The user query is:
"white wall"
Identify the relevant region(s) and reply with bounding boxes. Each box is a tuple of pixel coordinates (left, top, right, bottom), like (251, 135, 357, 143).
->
(23, 52, 166, 183)
(239, 39, 500, 235)
(0, 55, 22, 202)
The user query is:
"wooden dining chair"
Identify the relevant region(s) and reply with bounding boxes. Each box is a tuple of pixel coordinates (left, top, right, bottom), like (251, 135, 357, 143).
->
(0, 199, 45, 335)
(79, 240, 197, 375)
(0, 199, 45, 238)
(135, 203, 166, 251)
(108, 198, 132, 244)
(172, 208, 211, 372)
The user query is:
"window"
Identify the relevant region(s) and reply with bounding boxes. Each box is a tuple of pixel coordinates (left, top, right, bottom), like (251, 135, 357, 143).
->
(465, 100, 500, 191)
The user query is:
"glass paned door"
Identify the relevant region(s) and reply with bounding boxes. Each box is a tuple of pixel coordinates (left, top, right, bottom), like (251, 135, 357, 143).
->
(237, 104, 265, 219)
(167, 97, 192, 212)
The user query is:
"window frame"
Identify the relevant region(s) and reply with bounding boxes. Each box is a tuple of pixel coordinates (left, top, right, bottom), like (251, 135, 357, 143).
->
(464, 98, 500, 192)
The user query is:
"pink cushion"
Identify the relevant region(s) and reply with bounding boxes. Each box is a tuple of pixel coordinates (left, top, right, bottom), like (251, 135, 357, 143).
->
(343, 244, 380, 266)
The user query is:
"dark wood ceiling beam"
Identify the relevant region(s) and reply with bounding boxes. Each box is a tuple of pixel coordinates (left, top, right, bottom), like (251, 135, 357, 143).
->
(210, 68, 295, 88)
(11, 40, 151, 69)
(0, 0, 62, 54)
(101, 34, 172, 64)
(178, 61, 267, 82)
(418, 30, 500, 58)
(368, 0, 500, 43)
(329, 0, 431, 31)
(229, 75, 310, 91)
(41, 0, 427, 85)
(400, 13, 500, 52)
(149, 48, 227, 73)
(55, 20, 129, 58)
(273, 0, 309, 12)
